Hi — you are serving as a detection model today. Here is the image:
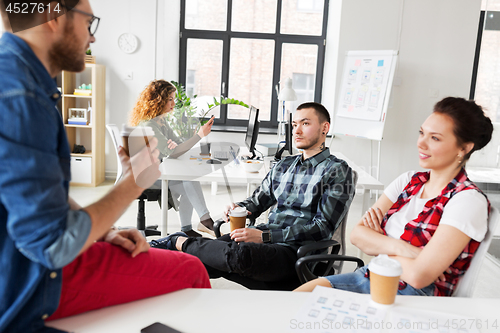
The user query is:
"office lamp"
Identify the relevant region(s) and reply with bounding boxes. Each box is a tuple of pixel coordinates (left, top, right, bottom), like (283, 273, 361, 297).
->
(277, 77, 297, 143)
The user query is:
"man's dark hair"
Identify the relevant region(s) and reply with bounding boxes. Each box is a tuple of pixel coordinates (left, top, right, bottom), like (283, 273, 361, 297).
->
(0, 0, 78, 33)
(296, 102, 331, 124)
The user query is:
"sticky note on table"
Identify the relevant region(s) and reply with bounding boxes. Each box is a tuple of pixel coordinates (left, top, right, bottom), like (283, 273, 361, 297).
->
(378, 60, 384, 66)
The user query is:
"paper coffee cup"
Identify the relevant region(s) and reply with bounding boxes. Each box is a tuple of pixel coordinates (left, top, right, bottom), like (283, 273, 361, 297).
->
(368, 254, 402, 305)
(120, 124, 133, 156)
(229, 206, 247, 231)
(121, 124, 154, 157)
(122, 125, 157, 188)
(200, 142, 211, 155)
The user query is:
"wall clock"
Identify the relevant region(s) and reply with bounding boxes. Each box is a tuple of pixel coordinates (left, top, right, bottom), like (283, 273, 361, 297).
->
(118, 33, 138, 54)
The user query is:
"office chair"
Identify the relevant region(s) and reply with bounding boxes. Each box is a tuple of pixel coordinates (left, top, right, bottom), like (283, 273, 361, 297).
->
(106, 124, 167, 237)
(212, 170, 362, 290)
(453, 206, 500, 297)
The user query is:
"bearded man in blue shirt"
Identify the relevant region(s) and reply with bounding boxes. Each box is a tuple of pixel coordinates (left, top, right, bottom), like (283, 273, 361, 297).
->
(151, 102, 355, 288)
(0, 1, 210, 332)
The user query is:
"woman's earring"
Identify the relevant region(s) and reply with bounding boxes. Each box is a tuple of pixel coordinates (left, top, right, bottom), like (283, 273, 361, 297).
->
(457, 154, 463, 164)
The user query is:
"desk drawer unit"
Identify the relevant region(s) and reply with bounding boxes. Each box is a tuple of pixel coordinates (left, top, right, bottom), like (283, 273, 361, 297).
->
(71, 156, 92, 184)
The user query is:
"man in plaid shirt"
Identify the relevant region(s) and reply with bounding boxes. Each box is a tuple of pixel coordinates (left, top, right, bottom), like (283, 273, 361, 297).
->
(152, 102, 355, 284)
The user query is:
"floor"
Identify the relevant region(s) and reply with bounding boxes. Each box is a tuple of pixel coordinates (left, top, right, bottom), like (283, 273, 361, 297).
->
(70, 180, 500, 297)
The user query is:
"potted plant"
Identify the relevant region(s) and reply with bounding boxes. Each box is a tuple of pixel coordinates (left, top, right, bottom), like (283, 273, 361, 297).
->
(85, 48, 95, 64)
(168, 81, 248, 140)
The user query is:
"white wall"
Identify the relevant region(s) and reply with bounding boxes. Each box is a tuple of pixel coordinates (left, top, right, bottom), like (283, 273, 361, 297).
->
(89, 0, 180, 177)
(89, 0, 482, 184)
(329, 0, 481, 185)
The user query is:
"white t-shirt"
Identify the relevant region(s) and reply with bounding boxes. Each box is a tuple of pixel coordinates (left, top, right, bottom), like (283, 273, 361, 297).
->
(384, 171, 488, 242)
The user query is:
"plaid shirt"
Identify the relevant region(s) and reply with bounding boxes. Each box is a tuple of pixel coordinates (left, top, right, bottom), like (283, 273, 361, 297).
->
(380, 168, 490, 296)
(238, 148, 355, 251)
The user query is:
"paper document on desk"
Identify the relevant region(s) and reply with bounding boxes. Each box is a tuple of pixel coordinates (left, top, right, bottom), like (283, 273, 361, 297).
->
(290, 286, 388, 333)
(388, 306, 479, 333)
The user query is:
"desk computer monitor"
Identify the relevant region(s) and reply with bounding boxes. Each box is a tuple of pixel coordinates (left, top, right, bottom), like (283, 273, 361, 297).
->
(245, 106, 260, 159)
(274, 111, 293, 161)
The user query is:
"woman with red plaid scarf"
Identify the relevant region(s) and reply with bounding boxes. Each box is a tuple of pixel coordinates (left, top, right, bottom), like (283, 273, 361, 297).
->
(296, 97, 493, 296)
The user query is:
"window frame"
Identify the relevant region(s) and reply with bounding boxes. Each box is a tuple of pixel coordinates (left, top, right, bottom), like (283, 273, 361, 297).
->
(296, 0, 324, 13)
(179, 0, 329, 130)
(469, 10, 485, 101)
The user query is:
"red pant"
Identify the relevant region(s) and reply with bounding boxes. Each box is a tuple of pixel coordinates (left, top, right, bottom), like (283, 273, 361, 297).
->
(47, 242, 210, 320)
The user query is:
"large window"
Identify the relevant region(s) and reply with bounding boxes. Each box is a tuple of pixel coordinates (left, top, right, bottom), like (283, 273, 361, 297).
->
(471, 0, 500, 122)
(179, 0, 329, 129)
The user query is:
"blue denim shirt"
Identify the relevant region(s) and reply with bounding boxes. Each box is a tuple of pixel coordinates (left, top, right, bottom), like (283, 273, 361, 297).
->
(0, 33, 92, 333)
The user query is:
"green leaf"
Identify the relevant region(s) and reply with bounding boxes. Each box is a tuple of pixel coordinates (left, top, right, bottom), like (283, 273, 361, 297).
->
(168, 81, 249, 138)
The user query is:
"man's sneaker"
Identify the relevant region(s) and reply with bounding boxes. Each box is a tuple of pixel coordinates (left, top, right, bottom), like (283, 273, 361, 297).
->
(149, 232, 188, 251)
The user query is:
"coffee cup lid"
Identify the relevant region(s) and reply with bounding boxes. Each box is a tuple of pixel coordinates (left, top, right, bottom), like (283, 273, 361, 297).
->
(121, 124, 134, 135)
(122, 125, 154, 137)
(134, 126, 154, 137)
(230, 206, 247, 217)
(368, 254, 402, 277)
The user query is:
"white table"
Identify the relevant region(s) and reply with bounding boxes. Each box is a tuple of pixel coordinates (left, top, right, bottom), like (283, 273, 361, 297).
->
(466, 166, 500, 184)
(46, 288, 500, 333)
(334, 152, 385, 214)
(159, 146, 268, 234)
(158, 149, 383, 235)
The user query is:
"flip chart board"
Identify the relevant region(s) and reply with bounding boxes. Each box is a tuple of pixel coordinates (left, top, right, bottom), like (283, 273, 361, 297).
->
(332, 50, 398, 141)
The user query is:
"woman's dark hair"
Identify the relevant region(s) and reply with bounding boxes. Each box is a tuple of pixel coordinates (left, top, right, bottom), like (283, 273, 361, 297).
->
(433, 97, 493, 162)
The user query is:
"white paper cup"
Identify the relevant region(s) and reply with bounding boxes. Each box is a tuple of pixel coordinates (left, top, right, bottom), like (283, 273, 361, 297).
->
(121, 125, 154, 157)
(368, 254, 403, 305)
(229, 206, 247, 231)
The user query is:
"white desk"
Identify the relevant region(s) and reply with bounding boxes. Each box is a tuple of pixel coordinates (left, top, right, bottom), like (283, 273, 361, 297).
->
(334, 152, 385, 214)
(47, 288, 500, 333)
(466, 166, 500, 184)
(159, 147, 268, 234)
(158, 149, 383, 235)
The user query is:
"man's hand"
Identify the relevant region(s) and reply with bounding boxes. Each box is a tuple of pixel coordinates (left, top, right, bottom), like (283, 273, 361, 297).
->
(126, 137, 161, 189)
(230, 228, 263, 243)
(79, 139, 160, 256)
(223, 203, 238, 222)
(223, 203, 251, 222)
(103, 229, 150, 258)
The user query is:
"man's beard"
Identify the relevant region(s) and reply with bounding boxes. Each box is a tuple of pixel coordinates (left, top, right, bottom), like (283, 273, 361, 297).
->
(49, 19, 85, 73)
(296, 133, 321, 150)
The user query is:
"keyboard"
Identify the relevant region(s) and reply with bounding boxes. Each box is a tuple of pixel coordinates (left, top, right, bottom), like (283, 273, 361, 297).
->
(212, 151, 229, 161)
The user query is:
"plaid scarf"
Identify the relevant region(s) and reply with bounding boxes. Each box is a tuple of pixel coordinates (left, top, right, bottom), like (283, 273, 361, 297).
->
(380, 168, 490, 296)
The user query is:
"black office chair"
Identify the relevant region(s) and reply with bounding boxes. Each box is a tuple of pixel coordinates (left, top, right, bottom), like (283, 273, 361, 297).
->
(212, 170, 364, 290)
(294, 219, 365, 285)
(135, 189, 162, 237)
(106, 124, 174, 237)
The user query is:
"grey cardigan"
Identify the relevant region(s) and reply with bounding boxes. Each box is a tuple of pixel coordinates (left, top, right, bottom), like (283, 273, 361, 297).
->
(140, 117, 201, 160)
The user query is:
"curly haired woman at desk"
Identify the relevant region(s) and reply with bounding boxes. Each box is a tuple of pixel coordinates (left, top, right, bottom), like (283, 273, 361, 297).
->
(296, 97, 493, 297)
(129, 80, 215, 237)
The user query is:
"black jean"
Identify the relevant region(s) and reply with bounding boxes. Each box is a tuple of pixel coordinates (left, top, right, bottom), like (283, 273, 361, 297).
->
(181, 234, 298, 282)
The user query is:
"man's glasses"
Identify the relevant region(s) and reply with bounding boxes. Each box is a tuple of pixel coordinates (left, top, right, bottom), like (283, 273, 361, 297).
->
(62, 5, 100, 36)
